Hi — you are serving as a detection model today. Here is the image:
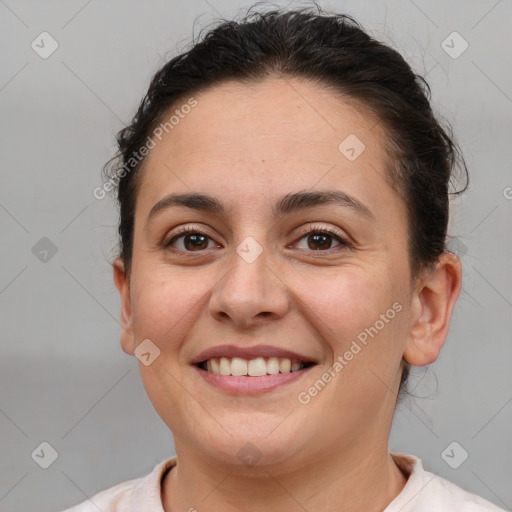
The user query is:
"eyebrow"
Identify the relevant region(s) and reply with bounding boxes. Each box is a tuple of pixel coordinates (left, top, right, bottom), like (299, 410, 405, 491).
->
(146, 190, 375, 225)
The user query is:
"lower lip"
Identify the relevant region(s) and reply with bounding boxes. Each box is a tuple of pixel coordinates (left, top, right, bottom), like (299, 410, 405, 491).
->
(194, 365, 314, 395)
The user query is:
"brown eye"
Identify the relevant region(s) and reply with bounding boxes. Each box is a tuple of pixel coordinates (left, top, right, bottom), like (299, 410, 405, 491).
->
(166, 230, 217, 252)
(306, 233, 335, 250)
(294, 228, 347, 251)
(182, 233, 209, 251)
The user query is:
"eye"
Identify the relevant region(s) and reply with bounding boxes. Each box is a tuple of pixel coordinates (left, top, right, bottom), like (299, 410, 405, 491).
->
(293, 225, 350, 251)
(164, 227, 219, 252)
(164, 224, 351, 255)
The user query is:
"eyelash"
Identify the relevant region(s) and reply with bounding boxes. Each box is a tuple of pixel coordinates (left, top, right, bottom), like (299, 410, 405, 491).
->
(164, 223, 351, 257)
(292, 224, 351, 251)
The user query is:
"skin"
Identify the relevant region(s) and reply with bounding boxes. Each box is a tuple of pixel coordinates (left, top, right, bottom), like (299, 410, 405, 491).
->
(113, 77, 462, 511)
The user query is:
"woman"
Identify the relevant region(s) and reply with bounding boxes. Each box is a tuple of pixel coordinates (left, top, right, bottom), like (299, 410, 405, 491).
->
(64, 6, 505, 511)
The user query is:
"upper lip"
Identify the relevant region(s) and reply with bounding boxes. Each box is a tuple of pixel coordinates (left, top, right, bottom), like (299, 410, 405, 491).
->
(190, 344, 318, 365)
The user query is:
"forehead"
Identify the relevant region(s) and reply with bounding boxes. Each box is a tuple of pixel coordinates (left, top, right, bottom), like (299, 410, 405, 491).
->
(135, 77, 399, 221)
(154, 77, 382, 160)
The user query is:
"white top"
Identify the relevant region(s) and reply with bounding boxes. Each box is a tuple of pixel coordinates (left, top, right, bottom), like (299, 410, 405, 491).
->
(60, 453, 506, 511)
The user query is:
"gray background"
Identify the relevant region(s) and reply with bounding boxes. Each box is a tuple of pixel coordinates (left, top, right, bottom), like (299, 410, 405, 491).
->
(1, 1, 511, 511)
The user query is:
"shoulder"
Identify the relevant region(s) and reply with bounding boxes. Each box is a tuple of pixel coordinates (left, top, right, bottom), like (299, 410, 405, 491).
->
(59, 457, 176, 512)
(60, 478, 139, 512)
(387, 453, 506, 512)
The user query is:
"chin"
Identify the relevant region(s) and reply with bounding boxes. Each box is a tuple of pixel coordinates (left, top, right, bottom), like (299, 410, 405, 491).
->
(187, 415, 316, 471)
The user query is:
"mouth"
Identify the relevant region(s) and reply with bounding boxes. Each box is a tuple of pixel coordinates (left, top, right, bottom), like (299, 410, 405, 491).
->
(196, 356, 317, 376)
(191, 344, 319, 394)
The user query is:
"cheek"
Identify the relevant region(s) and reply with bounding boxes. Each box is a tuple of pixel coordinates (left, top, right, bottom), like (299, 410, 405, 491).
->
(130, 263, 217, 348)
(290, 266, 408, 389)
(291, 268, 393, 343)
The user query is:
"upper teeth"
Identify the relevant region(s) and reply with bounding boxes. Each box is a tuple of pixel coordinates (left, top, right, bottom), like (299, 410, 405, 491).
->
(204, 357, 305, 376)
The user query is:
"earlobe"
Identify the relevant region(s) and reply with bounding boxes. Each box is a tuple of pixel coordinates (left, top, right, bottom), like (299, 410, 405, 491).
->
(403, 252, 462, 367)
(113, 258, 135, 356)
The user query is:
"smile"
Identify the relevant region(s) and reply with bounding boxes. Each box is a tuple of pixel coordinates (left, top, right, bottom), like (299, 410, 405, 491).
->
(197, 356, 316, 376)
(194, 359, 317, 395)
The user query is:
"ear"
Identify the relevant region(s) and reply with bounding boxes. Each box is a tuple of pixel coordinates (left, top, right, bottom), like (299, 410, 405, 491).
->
(113, 258, 135, 355)
(403, 252, 462, 366)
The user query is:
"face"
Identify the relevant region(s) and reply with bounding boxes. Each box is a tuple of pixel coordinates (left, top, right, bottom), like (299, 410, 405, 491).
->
(115, 77, 425, 471)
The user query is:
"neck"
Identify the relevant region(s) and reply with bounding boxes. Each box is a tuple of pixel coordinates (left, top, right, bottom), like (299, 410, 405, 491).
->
(162, 440, 408, 512)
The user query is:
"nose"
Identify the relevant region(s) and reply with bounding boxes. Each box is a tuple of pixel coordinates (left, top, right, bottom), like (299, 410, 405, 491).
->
(208, 244, 290, 329)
